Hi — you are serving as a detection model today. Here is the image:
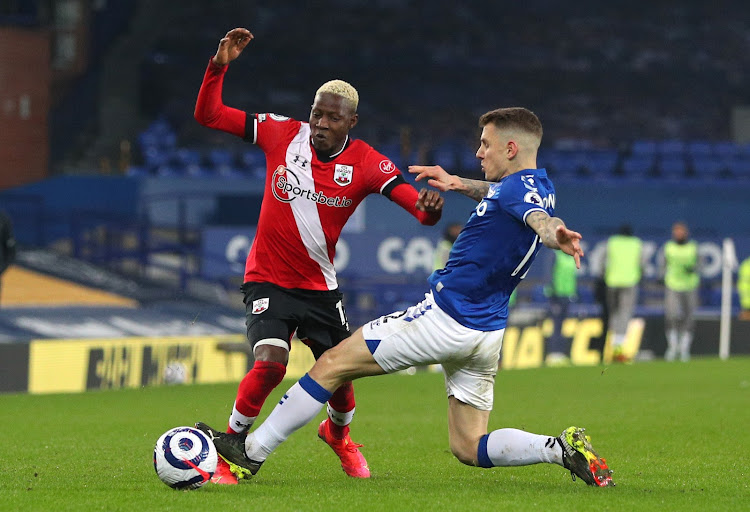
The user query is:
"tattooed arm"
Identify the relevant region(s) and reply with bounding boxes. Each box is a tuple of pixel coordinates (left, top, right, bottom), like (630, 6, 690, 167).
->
(408, 165, 491, 202)
(526, 211, 585, 268)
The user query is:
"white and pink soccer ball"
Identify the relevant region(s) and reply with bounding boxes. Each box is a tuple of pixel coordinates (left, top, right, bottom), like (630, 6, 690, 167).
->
(153, 426, 217, 490)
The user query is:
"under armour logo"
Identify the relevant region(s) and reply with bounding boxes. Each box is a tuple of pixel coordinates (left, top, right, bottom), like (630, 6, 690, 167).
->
(292, 155, 308, 167)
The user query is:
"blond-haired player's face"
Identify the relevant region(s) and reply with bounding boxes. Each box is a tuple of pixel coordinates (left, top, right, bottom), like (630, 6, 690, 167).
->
(475, 124, 509, 182)
(309, 93, 358, 155)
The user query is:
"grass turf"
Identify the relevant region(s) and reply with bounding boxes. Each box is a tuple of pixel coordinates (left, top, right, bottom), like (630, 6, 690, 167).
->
(2, 357, 749, 511)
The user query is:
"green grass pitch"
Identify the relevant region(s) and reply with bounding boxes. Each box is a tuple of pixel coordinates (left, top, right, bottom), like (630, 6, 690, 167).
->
(3, 357, 749, 511)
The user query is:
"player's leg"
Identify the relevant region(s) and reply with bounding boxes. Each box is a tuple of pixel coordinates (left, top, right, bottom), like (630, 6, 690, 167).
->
(308, 344, 369, 478)
(212, 285, 294, 483)
(244, 328, 385, 465)
(300, 293, 371, 477)
(447, 397, 562, 467)
(679, 289, 698, 361)
(664, 288, 680, 361)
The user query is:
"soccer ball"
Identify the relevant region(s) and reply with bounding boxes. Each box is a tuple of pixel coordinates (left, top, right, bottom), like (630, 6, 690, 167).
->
(153, 426, 218, 489)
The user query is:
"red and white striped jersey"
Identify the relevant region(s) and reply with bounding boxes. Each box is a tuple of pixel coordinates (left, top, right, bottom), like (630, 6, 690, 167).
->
(245, 114, 400, 290)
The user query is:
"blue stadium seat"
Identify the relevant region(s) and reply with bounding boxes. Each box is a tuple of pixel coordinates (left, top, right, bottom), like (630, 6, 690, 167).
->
(378, 142, 403, 170)
(657, 140, 686, 156)
(687, 141, 713, 158)
(547, 151, 584, 178)
(459, 146, 479, 173)
(714, 141, 740, 158)
(125, 165, 150, 177)
(689, 156, 725, 178)
(620, 154, 654, 178)
(431, 145, 457, 170)
(725, 157, 750, 179)
(142, 146, 171, 170)
(582, 149, 619, 176)
(631, 140, 657, 156)
(207, 148, 235, 167)
(240, 148, 267, 175)
(656, 155, 687, 179)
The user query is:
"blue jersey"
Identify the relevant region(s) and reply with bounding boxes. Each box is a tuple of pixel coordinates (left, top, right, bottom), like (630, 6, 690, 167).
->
(428, 168, 555, 331)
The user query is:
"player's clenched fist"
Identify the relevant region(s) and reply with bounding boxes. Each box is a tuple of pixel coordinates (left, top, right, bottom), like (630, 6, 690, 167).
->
(416, 188, 444, 213)
(213, 28, 254, 66)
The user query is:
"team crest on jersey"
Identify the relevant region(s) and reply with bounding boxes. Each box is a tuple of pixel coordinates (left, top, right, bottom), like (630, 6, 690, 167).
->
(252, 298, 270, 314)
(334, 164, 353, 186)
(379, 159, 396, 174)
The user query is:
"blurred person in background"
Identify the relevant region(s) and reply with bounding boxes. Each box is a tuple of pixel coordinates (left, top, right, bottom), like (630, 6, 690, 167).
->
(544, 251, 578, 366)
(193, 27, 443, 483)
(661, 222, 700, 361)
(738, 255, 750, 321)
(433, 222, 462, 270)
(604, 224, 642, 363)
(0, 211, 17, 306)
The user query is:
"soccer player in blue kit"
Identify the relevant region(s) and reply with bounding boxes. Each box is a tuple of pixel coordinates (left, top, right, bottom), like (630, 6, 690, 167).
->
(197, 107, 615, 487)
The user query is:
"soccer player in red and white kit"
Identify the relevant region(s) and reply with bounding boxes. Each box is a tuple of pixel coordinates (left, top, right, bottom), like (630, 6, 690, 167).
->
(194, 28, 444, 483)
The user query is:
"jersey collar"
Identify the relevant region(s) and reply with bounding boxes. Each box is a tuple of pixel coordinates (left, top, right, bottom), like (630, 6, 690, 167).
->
(312, 135, 350, 163)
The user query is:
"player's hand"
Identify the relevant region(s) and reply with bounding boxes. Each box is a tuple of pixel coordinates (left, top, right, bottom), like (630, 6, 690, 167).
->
(213, 28, 253, 66)
(416, 188, 444, 213)
(408, 165, 460, 192)
(555, 225, 584, 269)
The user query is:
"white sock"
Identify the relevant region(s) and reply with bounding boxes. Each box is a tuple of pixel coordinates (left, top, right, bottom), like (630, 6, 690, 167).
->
(613, 333, 626, 348)
(228, 402, 256, 434)
(327, 403, 355, 426)
(665, 329, 679, 361)
(679, 331, 693, 361)
(245, 375, 331, 462)
(478, 428, 563, 467)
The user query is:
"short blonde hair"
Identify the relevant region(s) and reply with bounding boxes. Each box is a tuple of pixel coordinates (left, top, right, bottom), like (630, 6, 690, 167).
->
(316, 79, 359, 111)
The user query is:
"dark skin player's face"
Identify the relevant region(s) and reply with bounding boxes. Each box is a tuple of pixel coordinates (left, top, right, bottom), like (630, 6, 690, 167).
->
(309, 92, 358, 156)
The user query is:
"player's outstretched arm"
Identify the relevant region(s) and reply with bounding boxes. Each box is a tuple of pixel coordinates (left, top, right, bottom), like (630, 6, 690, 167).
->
(194, 28, 254, 137)
(212, 28, 253, 66)
(409, 165, 490, 202)
(526, 211, 585, 268)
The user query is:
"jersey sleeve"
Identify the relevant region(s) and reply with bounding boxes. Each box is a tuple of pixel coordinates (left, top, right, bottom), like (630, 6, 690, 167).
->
(361, 148, 402, 194)
(497, 176, 549, 225)
(247, 113, 302, 153)
(194, 59, 247, 138)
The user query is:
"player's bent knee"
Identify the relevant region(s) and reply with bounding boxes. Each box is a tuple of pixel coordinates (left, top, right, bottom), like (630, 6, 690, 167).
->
(253, 339, 289, 364)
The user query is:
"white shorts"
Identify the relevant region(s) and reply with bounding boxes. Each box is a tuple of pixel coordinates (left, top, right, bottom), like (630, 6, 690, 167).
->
(362, 293, 504, 410)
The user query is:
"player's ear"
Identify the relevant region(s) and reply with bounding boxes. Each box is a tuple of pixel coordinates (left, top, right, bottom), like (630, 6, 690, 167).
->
(348, 113, 359, 130)
(507, 140, 519, 159)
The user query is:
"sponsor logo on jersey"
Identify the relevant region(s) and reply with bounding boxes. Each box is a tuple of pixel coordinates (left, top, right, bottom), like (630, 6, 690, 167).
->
(379, 159, 396, 174)
(256, 113, 267, 123)
(292, 154, 309, 168)
(271, 165, 353, 207)
(252, 298, 270, 314)
(524, 191, 543, 205)
(334, 164, 353, 186)
(269, 113, 290, 121)
(523, 191, 556, 209)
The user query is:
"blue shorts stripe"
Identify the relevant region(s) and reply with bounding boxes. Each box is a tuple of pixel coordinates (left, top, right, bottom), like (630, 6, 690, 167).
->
(298, 373, 333, 404)
(477, 433, 493, 468)
(365, 338, 381, 355)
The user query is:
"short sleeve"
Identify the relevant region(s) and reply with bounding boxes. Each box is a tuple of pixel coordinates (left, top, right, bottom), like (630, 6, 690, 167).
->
(497, 175, 549, 225)
(362, 148, 402, 194)
(249, 113, 301, 153)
